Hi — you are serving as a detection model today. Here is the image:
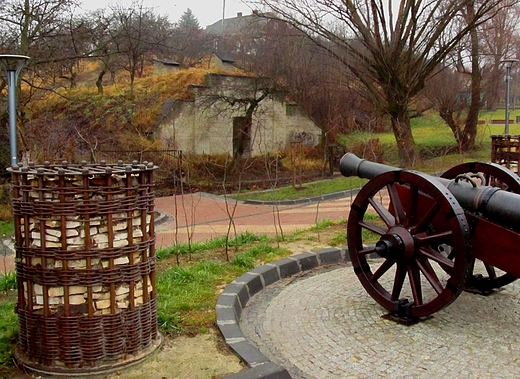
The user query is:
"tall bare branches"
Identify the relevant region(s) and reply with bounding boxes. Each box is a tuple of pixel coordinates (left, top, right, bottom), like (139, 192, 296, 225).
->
(249, 0, 510, 165)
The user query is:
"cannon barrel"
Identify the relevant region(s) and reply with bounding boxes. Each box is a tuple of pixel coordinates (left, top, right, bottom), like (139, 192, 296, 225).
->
(340, 153, 520, 229)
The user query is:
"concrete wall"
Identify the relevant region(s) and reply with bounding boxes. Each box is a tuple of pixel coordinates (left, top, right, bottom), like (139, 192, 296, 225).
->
(157, 74, 321, 155)
(152, 60, 180, 75)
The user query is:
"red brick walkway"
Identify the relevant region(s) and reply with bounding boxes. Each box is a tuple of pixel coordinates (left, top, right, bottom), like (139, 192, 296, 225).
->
(0, 193, 357, 272)
(154, 193, 355, 248)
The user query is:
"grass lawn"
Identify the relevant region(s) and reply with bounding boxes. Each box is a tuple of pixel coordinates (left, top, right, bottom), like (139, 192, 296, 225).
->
(239, 111, 520, 202)
(0, 224, 341, 372)
(340, 110, 520, 155)
(233, 176, 368, 202)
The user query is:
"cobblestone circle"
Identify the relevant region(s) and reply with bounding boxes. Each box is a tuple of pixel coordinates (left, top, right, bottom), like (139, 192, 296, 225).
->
(240, 261, 520, 379)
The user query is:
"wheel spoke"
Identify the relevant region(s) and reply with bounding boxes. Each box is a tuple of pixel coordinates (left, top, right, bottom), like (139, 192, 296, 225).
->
(418, 246, 454, 274)
(414, 230, 452, 246)
(387, 183, 406, 225)
(367, 197, 395, 227)
(370, 258, 396, 283)
(358, 220, 387, 236)
(407, 264, 423, 306)
(484, 263, 497, 280)
(405, 184, 419, 228)
(416, 257, 444, 294)
(358, 246, 376, 256)
(447, 248, 456, 260)
(391, 261, 407, 301)
(410, 202, 440, 234)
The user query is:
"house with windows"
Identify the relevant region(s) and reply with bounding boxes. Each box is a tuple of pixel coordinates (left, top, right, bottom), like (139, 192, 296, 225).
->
(153, 72, 321, 156)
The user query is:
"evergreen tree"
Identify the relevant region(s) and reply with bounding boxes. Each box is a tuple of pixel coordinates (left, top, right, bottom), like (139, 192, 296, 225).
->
(178, 8, 200, 30)
(172, 8, 209, 67)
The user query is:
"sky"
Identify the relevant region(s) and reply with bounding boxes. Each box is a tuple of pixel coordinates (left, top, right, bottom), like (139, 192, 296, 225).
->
(80, 0, 254, 28)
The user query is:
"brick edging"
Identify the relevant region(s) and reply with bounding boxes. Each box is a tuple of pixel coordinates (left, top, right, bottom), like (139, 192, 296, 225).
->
(217, 247, 348, 379)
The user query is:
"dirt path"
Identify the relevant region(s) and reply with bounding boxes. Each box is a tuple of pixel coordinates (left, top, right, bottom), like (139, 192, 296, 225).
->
(102, 330, 245, 379)
(6, 330, 245, 379)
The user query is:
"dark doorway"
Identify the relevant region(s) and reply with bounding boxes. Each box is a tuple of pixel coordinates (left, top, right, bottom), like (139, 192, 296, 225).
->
(233, 117, 252, 158)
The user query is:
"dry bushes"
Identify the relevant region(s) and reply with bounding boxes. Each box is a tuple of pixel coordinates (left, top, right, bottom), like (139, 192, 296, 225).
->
(348, 139, 384, 162)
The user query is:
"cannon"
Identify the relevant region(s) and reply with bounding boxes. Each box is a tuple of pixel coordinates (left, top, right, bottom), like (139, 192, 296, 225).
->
(340, 153, 520, 321)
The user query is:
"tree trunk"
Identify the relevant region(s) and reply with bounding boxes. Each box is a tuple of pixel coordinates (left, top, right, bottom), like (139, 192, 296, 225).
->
(439, 109, 463, 145)
(129, 70, 135, 99)
(96, 69, 106, 95)
(461, 2, 481, 151)
(390, 107, 416, 167)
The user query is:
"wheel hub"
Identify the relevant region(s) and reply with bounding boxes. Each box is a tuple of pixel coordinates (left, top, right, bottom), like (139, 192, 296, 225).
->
(375, 227, 415, 260)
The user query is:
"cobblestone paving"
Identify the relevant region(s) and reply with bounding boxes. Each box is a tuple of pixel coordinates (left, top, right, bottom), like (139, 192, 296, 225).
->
(241, 262, 520, 379)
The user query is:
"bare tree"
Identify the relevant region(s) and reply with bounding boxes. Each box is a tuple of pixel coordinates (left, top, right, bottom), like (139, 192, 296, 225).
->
(106, 1, 173, 97)
(249, 0, 510, 165)
(479, 3, 520, 110)
(87, 9, 120, 95)
(424, 1, 520, 149)
(424, 66, 468, 148)
(0, 0, 97, 161)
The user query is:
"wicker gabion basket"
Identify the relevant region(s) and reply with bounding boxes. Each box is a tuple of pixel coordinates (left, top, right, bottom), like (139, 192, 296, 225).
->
(491, 134, 520, 173)
(8, 160, 162, 375)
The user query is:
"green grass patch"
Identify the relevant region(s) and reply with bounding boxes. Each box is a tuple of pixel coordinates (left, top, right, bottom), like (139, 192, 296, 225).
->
(156, 231, 268, 260)
(0, 300, 17, 367)
(231, 243, 290, 270)
(0, 221, 14, 237)
(310, 219, 335, 230)
(337, 110, 520, 166)
(327, 231, 347, 246)
(479, 109, 520, 123)
(0, 273, 16, 293)
(338, 119, 460, 164)
(233, 177, 368, 202)
(156, 260, 232, 333)
(157, 242, 290, 334)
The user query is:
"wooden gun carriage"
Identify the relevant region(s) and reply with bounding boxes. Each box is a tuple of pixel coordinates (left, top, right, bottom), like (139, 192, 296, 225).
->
(340, 153, 520, 321)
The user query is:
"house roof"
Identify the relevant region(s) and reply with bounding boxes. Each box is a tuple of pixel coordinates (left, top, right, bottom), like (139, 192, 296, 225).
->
(214, 52, 235, 63)
(205, 12, 270, 35)
(153, 58, 180, 66)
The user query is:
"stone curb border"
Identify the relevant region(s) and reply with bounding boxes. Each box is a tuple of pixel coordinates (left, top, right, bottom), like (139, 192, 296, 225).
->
(243, 189, 360, 206)
(217, 246, 349, 379)
(153, 210, 171, 226)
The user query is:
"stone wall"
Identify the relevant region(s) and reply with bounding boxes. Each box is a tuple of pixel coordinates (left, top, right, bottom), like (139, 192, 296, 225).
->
(157, 73, 322, 155)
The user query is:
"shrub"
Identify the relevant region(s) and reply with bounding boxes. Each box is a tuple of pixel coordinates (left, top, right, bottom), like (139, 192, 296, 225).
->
(348, 139, 384, 162)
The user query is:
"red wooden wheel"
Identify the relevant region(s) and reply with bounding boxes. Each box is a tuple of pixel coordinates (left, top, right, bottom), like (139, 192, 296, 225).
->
(442, 162, 520, 289)
(347, 170, 474, 318)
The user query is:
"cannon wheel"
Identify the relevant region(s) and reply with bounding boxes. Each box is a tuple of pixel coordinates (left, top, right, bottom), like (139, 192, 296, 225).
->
(348, 170, 474, 318)
(441, 162, 520, 290)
